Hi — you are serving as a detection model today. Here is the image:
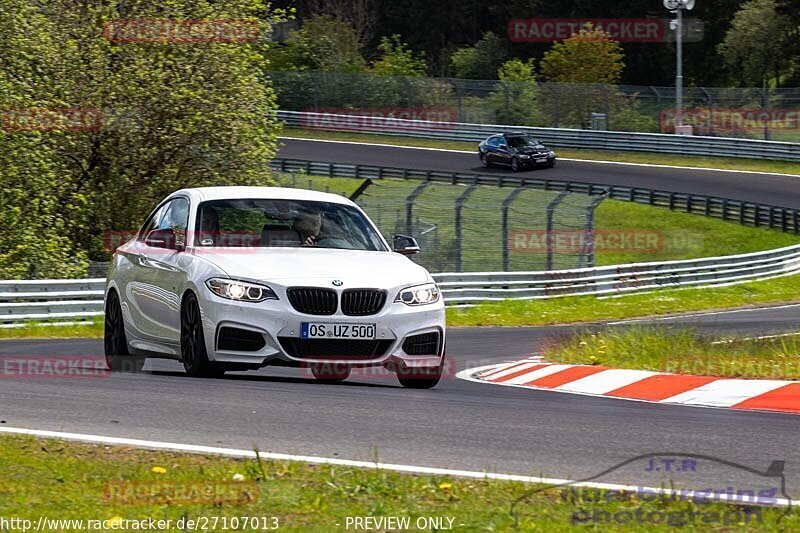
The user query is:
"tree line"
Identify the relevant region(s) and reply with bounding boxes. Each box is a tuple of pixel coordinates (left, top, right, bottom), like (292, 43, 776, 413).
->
(273, 0, 800, 88)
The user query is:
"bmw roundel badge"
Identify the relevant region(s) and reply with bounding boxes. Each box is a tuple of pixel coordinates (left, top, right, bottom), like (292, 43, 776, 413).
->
(332, 279, 343, 286)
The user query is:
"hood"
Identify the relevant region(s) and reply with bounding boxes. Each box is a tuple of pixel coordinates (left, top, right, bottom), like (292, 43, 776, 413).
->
(195, 247, 432, 288)
(517, 144, 548, 154)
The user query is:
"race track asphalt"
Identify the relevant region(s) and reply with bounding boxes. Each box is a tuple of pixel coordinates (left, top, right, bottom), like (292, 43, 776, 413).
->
(3, 141, 800, 501)
(1, 305, 799, 494)
(277, 137, 800, 207)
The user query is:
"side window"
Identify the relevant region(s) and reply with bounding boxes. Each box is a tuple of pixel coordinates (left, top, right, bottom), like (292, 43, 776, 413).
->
(138, 203, 169, 241)
(159, 198, 189, 232)
(488, 136, 501, 148)
(158, 198, 190, 247)
(138, 198, 190, 247)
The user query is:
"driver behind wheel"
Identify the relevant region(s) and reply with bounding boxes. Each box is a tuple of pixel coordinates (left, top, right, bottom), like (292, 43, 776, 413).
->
(293, 211, 322, 246)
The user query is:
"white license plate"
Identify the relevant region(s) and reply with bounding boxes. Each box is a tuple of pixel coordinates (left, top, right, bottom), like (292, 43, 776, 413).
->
(535, 158, 548, 163)
(301, 323, 376, 340)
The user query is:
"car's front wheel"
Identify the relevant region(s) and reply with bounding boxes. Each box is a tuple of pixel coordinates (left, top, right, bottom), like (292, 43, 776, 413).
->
(181, 293, 225, 378)
(104, 289, 145, 372)
(510, 157, 520, 172)
(396, 362, 443, 389)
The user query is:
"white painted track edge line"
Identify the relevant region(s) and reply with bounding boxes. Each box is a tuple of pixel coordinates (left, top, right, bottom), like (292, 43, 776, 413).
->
(607, 302, 800, 325)
(277, 136, 800, 177)
(0, 426, 789, 508)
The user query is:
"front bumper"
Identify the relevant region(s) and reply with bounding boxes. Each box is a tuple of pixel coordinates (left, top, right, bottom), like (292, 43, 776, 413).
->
(198, 289, 446, 369)
(519, 154, 556, 167)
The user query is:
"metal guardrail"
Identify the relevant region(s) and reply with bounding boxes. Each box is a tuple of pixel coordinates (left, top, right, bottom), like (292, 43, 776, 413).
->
(2, 244, 800, 319)
(435, 244, 800, 303)
(5, 156, 799, 322)
(278, 110, 800, 162)
(270, 158, 800, 233)
(0, 279, 104, 323)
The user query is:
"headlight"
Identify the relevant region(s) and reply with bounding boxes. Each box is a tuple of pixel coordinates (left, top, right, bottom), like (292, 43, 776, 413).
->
(548, 151, 555, 156)
(395, 283, 440, 306)
(205, 278, 278, 302)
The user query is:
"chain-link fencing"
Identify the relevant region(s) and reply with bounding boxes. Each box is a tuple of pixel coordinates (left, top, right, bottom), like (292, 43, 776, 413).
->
(269, 70, 800, 142)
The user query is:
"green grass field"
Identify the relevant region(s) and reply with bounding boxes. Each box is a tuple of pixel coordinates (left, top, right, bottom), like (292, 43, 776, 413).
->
(274, 171, 800, 269)
(281, 127, 800, 175)
(543, 327, 800, 380)
(447, 273, 800, 327)
(0, 434, 792, 532)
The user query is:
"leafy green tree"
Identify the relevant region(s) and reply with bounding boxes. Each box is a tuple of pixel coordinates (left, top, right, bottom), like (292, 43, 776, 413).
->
(370, 35, 426, 76)
(450, 31, 507, 79)
(539, 25, 624, 84)
(537, 26, 628, 129)
(0, 0, 284, 276)
(486, 59, 543, 126)
(718, 0, 792, 87)
(267, 14, 365, 72)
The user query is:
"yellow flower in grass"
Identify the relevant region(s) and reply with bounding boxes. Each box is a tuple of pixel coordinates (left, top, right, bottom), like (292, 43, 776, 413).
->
(438, 482, 453, 490)
(151, 466, 167, 474)
(105, 516, 124, 528)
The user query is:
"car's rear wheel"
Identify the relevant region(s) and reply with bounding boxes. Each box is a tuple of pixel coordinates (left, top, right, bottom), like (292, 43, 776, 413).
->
(104, 290, 145, 372)
(310, 363, 351, 383)
(396, 362, 443, 389)
(181, 293, 225, 378)
(480, 152, 491, 168)
(510, 157, 520, 172)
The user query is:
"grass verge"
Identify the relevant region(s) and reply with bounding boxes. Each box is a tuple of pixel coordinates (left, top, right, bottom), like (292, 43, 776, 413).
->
(281, 127, 800, 175)
(274, 171, 800, 266)
(446, 274, 800, 327)
(0, 434, 792, 531)
(593, 200, 800, 265)
(0, 320, 103, 340)
(543, 327, 800, 380)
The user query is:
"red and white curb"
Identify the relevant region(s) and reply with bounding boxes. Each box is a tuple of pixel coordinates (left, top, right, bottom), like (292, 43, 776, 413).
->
(456, 357, 800, 414)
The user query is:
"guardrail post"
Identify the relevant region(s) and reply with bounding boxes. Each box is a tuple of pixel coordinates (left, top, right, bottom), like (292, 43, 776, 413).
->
(349, 179, 373, 201)
(545, 191, 570, 270)
(502, 188, 525, 271)
(455, 183, 478, 272)
(583, 191, 609, 268)
(405, 181, 430, 236)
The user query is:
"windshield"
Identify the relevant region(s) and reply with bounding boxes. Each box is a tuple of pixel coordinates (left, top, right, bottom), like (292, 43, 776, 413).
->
(194, 199, 387, 251)
(506, 135, 539, 148)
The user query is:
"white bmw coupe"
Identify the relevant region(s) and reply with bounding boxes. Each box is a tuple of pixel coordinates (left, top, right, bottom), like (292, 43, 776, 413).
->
(104, 186, 446, 388)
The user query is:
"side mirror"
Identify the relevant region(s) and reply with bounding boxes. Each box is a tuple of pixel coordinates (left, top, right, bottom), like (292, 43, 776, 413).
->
(393, 234, 420, 255)
(499, 144, 508, 150)
(145, 228, 181, 250)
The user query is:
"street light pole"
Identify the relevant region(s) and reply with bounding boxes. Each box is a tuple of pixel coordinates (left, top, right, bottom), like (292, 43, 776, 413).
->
(675, 6, 683, 129)
(665, 0, 695, 135)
